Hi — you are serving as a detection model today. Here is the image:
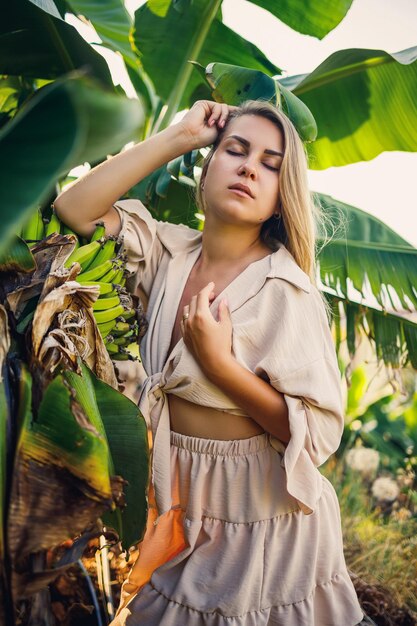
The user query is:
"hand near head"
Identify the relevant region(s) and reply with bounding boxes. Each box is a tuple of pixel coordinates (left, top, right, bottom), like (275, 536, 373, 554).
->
(179, 100, 238, 151)
(180, 281, 234, 375)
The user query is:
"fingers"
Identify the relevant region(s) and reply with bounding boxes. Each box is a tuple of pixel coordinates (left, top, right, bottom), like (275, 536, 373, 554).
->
(189, 294, 197, 319)
(217, 298, 230, 322)
(196, 281, 215, 311)
(182, 282, 215, 327)
(207, 102, 237, 129)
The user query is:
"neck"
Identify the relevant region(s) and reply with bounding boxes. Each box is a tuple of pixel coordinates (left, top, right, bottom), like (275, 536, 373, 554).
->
(198, 213, 270, 272)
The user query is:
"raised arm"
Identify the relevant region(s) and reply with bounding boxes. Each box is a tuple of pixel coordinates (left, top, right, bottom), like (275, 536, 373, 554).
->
(53, 124, 194, 239)
(53, 101, 236, 239)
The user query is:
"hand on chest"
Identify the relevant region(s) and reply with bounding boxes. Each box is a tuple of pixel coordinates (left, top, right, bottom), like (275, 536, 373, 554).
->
(169, 273, 230, 355)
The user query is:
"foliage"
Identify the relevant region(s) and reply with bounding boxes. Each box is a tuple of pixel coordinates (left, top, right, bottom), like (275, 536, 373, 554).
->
(338, 361, 417, 476)
(0, 227, 149, 624)
(322, 456, 417, 619)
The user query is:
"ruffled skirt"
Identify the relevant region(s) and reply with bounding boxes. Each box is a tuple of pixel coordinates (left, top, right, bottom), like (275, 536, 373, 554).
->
(111, 431, 364, 626)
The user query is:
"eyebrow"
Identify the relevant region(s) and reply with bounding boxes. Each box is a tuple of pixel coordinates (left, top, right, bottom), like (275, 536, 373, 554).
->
(226, 134, 284, 157)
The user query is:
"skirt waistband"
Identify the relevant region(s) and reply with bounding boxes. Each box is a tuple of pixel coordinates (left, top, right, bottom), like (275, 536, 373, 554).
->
(170, 430, 270, 456)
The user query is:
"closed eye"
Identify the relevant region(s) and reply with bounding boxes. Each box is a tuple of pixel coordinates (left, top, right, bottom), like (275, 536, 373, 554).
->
(226, 149, 280, 172)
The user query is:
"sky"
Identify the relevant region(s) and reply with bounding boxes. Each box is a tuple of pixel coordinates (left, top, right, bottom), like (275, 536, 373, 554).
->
(67, 0, 417, 247)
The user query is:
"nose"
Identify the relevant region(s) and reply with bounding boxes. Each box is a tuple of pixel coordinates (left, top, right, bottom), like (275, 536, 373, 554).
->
(238, 159, 256, 178)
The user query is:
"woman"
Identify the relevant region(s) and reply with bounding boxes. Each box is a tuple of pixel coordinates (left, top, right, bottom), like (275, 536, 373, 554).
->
(54, 99, 364, 625)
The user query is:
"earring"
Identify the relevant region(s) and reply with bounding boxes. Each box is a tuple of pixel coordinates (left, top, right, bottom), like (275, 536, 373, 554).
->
(273, 213, 282, 227)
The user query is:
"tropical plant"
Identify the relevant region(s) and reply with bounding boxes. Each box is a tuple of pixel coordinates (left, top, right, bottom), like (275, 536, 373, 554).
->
(337, 361, 417, 477)
(1, 0, 417, 622)
(0, 220, 149, 624)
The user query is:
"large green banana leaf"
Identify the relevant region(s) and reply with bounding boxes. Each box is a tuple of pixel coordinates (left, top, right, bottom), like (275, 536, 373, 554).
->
(249, 0, 353, 39)
(284, 46, 417, 168)
(64, 0, 137, 70)
(65, 0, 158, 124)
(316, 193, 417, 311)
(0, 73, 144, 255)
(9, 364, 114, 570)
(8, 359, 148, 598)
(0, 0, 113, 88)
(63, 363, 149, 549)
(94, 374, 149, 550)
(327, 293, 417, 371)
(133, 0, 281, 126)
(59, 0, 353, 126)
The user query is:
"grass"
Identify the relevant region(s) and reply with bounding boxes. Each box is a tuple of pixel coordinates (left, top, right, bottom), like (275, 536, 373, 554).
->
(321, 456, 417, 620)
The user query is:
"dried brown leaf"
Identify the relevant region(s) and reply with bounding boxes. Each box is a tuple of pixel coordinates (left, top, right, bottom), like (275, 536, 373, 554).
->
(31, 281, 98, 357)
(6, 234, 78, 317)
(31, 280, 118, 388)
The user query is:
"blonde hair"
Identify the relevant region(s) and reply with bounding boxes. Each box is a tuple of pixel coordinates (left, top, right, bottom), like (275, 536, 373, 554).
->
(195, 99, 337, 319)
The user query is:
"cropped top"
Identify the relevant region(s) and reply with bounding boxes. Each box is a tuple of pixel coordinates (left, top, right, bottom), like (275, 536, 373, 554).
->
(113, 198, 345, 518)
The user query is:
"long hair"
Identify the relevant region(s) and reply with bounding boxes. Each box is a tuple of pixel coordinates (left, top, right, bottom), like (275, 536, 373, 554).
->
(194, 100, 335, 298)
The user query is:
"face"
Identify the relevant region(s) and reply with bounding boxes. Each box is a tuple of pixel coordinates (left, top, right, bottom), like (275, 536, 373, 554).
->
(202, 114, 284, 227)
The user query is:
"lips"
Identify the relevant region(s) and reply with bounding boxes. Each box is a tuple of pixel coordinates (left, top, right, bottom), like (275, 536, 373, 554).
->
(228, 184, 254, 198)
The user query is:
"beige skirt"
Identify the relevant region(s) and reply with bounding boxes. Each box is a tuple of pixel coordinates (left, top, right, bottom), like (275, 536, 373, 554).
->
(111, 431, 364, 626)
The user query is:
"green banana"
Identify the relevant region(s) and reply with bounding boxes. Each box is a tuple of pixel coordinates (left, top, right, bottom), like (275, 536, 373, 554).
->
(64, 239, 103, 271)
(91, 221, 106, 242)
(100, 262, 122, 284)
(120, 308, 136, 321)
(21, 208, 44, 243)
(77, 259, 114, 283)
(106, 342, 119, 354)
(110, 267, 125, 285)
(113, 353, 135, 361)
(93, 303, 125, 325)
(113, 332, 135, 346)
(97, 319, 117, 338)
(106, 344, 138, 361)
(45, 212, 62, 236)
(37, 214, 46, 240)
(112, 321, 132, 335)
(86, 236, 117, 270)
(81, 281, 114, 295)
(93, 294, 121, 311)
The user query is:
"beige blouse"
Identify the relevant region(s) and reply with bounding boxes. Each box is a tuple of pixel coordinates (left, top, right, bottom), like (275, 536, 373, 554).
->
(113, 199, 344, 519)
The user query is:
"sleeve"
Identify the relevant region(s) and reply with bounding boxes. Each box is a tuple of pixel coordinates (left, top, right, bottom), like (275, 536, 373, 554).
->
(113, 199, 162, 299)
(255, 284, 344, 515)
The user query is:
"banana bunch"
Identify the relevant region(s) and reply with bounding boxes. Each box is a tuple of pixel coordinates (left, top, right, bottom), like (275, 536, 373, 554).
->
(64, 224, 140, 361)
(20, 207, 81, 247)
(20, 207, 141, 362)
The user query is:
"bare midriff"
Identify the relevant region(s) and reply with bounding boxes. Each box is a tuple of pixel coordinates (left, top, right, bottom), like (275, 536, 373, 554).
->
(168, 394, 266, 440)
